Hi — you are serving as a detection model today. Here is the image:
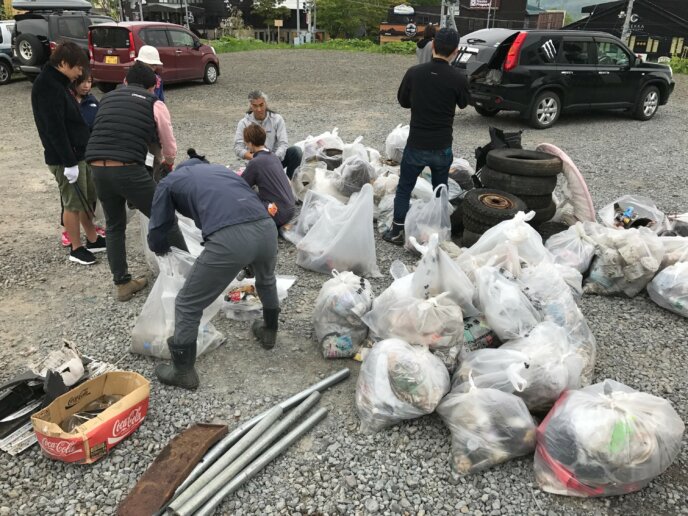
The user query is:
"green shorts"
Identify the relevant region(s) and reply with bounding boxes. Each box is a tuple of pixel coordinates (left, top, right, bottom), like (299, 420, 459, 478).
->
(48, 161, 97, 212)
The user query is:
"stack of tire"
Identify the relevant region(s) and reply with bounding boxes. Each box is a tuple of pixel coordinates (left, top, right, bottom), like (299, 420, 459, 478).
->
(462, 188, 527, 247)
(479, 149, 562, 226)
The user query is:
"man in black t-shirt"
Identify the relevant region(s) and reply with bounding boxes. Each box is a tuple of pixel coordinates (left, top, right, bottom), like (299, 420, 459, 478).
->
(383, 28, 469, 245)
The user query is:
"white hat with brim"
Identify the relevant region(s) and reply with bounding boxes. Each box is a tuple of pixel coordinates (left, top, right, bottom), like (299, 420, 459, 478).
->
(135, 45, 163, 66)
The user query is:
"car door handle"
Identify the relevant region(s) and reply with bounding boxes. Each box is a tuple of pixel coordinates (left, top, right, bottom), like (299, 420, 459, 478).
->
(598, 71, 610, 75)
(560, 71, 573, 75)
(175, 49, 183, 53)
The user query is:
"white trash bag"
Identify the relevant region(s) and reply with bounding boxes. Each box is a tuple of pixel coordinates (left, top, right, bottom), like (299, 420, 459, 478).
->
(385, 124, 409, 163)
(452, 348, 530, 393)
(297, 184, 381, 277)
(475, 266, 541, 341)
(376, 194, 396, 234)
(177, 214, 204, 257)
(437, 375, 537, 477)
(535, 379, 685, 497)
(334, 156, 376, 197)
(282, 190, 344, 245)
(342, 136, 369, 163)
(405, 184, 451, 251)
(373, 170, 399, 201)
(599, 195, 669, 234)
(313, 270, 374, 359)
(545, 222, 597, 274)
(139, 213, 159, 276)
(647, 261, 688, 318)
(221, 275, 297, 321)
(355, 339, 450, 433)
(131, 248, 225, 359)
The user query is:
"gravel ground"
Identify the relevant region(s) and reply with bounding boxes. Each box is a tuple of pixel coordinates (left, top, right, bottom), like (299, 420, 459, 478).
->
(0, 50, 687, 516)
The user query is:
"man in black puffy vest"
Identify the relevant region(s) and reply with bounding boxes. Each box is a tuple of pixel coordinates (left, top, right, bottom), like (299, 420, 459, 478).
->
(86, 65, 188, 302)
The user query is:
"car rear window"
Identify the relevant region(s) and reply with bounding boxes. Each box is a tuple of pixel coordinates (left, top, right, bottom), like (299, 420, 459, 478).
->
(91, 27, 131, 48)
(521, 36, 561, 66)
(57, 17, 87, 39)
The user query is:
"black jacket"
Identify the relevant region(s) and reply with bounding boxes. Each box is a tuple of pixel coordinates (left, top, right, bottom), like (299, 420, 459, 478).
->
(397, 57, 470, 150)
(31, 65, 90, 167)
(85, 85, 158, 165)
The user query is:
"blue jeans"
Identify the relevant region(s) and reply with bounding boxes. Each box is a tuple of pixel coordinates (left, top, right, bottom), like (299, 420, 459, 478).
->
(393, 146, 453, 223)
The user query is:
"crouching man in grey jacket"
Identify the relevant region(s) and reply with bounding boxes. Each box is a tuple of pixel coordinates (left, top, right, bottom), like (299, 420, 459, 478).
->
(233, 90, 303, 179)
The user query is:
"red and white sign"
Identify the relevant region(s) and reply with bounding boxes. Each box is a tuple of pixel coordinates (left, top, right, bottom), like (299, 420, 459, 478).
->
(469, 0, 501, 9)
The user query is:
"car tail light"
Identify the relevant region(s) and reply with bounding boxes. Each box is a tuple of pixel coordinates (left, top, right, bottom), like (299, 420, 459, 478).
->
(503, 32, 527, 72)
(87, 31, 94, 61)
(49, 40, 57, 53)
(128, 31, 135, 60)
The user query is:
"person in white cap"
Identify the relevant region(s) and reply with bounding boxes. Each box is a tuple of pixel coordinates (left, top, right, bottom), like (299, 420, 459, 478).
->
(133, 45, 165, 102)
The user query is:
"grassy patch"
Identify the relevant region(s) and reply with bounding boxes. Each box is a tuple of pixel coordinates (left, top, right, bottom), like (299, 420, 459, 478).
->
(669, 57, 688, 75)
(208, 37, 416, 55)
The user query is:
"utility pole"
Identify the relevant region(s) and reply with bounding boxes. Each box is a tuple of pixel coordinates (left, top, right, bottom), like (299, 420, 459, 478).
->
(486, 0, 492, 29)
(620, 0, 635, 44)
(183, 0, 190, 28)
(138, 0, 143, 21)
(296, 0, 301, 45)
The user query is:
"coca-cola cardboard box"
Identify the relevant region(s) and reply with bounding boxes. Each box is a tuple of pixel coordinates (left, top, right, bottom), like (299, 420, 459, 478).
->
(31, 371, 150, 464)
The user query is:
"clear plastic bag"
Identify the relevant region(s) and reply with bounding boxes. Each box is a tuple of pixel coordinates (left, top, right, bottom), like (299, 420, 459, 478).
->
(282, 190, 344, 245)
(314, 270, 374, 359)
(385, 124, 409, 163)
(534, 379, 685, 497)
(405, 184, 451, 251)
(355, 339, 450, 433)
(139, 213, 159, 276)
(342, 136, 369, 163)
(659, 235, 688, 269)
(475, 266, 541, 341)
(463, 315, 502, 350)
(584, 226, 664, 297)
(373, 170, 399, 201)
(221, 275, 297, 321)
(177, 214, 204, 258)
(131, 248, 225, 359)
(455, 242, 522, 283)
(452, 348, 529, 393)
(296, 184, 381, 277)
(334, 156, 376, 197)
(599, 195, 669, 234)
(545, 222, 596, 274)
(467, 212, 549, 267)
(376, 194, 396, 235)
(647, 261, 688, 318)
(437, 377, 536, 477)
(410, 233, 479, 317)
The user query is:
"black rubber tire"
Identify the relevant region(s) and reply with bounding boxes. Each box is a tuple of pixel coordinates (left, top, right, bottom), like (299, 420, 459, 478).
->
(462, 188, 526, 229)
(462, 229, 482, 248)
(203, 63, 218, 84)
(537, 221, 569, 243)
(633, 85, 660, 121)
(517, 193, 553, 210)
(529, 90, 561, 129)
(0, 61, 11, 85)
(529, 201, 557, 225)
(15, 34, 45, 66)
(480, 166, 557, 196)
(486, 149, 562, 177)
(475, 105, 500, 117)
(97, 82, 116, 93)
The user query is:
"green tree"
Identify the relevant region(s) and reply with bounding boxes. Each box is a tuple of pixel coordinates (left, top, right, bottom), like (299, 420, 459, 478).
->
(563, 12, 574, 26)
(317, 0, 399, 39)
(252, 0, 291, 41)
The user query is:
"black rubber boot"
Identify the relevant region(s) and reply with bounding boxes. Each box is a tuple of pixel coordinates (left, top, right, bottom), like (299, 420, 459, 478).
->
(382, 221, 405, 246)
(155, 337, 200, 390)
(252, 308, 280, 350)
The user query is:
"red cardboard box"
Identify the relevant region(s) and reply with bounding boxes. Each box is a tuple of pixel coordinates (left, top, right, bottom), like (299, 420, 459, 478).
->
(31, 371, 150, 464)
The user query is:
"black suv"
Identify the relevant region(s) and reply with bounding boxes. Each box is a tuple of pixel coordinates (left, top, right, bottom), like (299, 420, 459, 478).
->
(13, 4, 113, 81)
(453, 29, 675, 129)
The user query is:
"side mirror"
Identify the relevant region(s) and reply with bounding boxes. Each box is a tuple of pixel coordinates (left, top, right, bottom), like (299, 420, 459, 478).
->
(193, 39, 201, 49)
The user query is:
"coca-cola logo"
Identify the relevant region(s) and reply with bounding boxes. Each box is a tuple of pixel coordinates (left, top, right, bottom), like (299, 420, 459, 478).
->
(65, 389, 92, 409)
(41, 438, 79, 456)
(112, 407, 143, 437)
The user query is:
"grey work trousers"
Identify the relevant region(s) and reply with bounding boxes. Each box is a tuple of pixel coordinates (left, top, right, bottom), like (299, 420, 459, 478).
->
(174, 218, 279, 346)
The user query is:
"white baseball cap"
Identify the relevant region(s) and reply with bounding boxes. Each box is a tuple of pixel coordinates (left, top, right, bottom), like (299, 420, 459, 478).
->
(135, 45, 163, 66)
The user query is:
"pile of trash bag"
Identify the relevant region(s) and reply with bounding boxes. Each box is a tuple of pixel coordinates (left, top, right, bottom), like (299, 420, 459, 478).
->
(647, 261, 688, 318)
(356, 339, 450, 433)
(534, 379, 685, 497)
(313, 270, 374, 358)
(437, 376, 536, 477)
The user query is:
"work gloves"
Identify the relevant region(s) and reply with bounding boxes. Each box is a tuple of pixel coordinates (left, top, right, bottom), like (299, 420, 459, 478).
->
(64, 165, 79, 184)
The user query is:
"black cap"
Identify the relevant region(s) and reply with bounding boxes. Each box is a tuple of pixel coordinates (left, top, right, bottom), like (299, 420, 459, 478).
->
(434, 28, 459, 49)
(125, 62, 156, 90)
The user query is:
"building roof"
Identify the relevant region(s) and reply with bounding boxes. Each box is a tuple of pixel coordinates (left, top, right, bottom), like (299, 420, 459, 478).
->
(526, 4, 546, 15)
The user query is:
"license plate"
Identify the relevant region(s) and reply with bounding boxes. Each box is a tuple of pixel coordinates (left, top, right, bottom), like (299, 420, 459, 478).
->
(104, 55, 119, 64)
(459, 53, 473, 63)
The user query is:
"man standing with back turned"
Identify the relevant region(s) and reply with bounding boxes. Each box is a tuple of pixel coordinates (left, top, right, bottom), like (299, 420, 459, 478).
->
(383, 28, 469, 245)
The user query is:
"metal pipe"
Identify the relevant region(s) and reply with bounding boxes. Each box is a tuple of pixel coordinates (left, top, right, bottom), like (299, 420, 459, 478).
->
(195, 407, 329, 516)
(164, 369, 349, 510)
(174, 392, 321, 516)
(168, 406, 283, 513)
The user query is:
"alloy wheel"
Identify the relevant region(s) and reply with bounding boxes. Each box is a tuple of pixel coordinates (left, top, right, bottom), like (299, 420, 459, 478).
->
(206, 65, 217, 83)
(19, 40, 33, 61)
(537, 97, 558, 126)
(0, 66, 9, 83)
(643, 91, 659, 117)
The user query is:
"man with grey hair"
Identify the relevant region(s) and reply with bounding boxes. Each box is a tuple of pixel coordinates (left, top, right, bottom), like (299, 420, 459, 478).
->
(233, 90, 302, 179)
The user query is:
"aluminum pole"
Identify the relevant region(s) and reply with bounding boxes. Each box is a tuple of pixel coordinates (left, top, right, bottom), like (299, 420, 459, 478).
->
(620, 0, 635, 44)
(163, 369, 349, 510)
(296, 0, 301, 45)
(138, 0, 143, 21)
(174, 392, 322, 516)
(195, 407, 329, 516)
(184, 0, 190, 29)
(168, 406, 283, 513)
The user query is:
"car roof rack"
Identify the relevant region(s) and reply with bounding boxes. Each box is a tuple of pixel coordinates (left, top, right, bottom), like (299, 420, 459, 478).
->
(12, 0, 92, 11)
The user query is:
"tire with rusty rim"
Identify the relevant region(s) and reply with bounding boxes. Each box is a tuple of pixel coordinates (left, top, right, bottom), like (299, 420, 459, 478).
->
(462, 188, 527, 232)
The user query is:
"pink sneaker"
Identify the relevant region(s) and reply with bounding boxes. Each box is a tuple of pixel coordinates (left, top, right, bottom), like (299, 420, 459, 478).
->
(61, 231, 71, 247)
(95, 226, 106, 237)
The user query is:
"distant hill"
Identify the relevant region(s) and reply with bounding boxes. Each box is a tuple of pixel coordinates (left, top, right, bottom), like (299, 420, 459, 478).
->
(535, 0, 610, 20)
